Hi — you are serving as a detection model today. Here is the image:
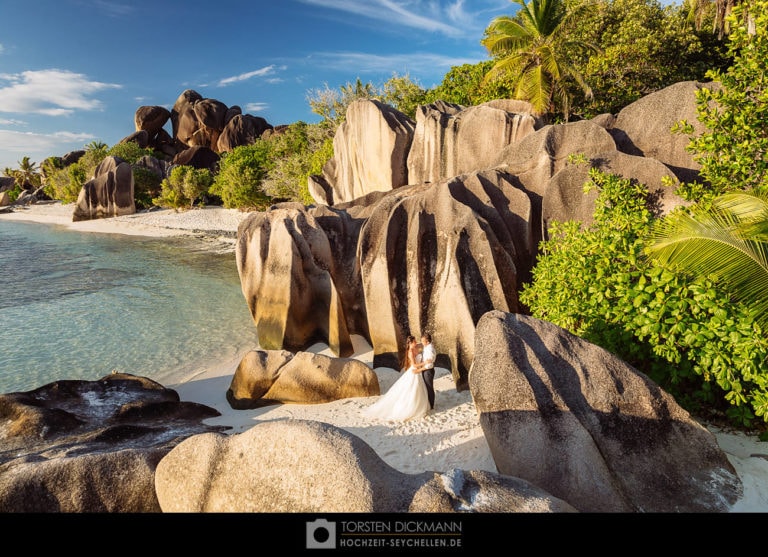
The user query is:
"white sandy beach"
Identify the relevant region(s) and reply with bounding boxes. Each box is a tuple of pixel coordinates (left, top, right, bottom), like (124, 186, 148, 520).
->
(3, 201, 767, 513)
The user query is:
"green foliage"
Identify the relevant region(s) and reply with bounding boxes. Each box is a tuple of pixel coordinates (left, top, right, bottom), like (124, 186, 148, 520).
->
(308, 136, 334, 177)
(132, 167, 163, 210)
(307, 77, 378, 130)
(42, 147, 103, 202)
(260, 122, 334, 204)
(85, 140, 108, 151)
(520, 169, 768, 425)
(44, 163, 85, 203)
(152, 165, 212, 209)
(481, 0, 599, 120)
(107, 142, 157, 165)
(569, 0, 717, 118)
(380, 73, 429, 118)
(680, 0, 768, 195)
(12, 156, 42, 189)
(646, 191, 768, 331)
(209, 142, 274, 209)
(424, 61, 513, 106)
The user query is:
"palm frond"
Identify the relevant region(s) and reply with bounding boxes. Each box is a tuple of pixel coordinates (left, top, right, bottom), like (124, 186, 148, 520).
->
(647, 194, 768, 328)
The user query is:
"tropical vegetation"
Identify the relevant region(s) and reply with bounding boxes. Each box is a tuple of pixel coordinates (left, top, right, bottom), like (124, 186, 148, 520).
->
(3, 0, 767, 431)
(480, 0, 599, 120)
(522, 0, 768, 431)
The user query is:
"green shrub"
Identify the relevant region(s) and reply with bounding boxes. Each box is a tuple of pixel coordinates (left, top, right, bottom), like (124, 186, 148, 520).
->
(107, 142, 157, 165)
(519, 168, 768, 426)
(44, 163, 87, 203)
(261, 123, 334, 204)
(7, 184, 22, 203)
(153, 165, 212, 210)
(209, 142, 273, 209)
(675, 0, 768, 196)
(133, 166, 163, 210)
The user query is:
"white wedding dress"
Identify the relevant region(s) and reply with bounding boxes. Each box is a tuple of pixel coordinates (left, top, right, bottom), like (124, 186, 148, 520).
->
(363, 355, 430, 421)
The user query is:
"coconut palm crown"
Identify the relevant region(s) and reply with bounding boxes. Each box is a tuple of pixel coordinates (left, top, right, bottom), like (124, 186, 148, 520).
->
(480, 0, 598, 120)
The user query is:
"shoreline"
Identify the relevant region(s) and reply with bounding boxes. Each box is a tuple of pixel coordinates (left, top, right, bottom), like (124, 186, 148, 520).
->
(2, 201, 766, 512)
(0, 201, 251, 252)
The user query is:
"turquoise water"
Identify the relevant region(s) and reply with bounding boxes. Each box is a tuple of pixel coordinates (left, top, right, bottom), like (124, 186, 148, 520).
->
(0, 219, 259, 394)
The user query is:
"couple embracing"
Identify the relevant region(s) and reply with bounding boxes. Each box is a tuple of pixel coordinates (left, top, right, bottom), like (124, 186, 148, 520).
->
(363, 333, 435, 422)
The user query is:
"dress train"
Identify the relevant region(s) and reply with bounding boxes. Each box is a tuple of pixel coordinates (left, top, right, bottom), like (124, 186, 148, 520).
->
(363, 365, 430, 421)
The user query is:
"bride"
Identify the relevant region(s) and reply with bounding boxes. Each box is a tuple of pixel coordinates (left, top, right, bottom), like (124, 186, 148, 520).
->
(363, 335, 430, 421)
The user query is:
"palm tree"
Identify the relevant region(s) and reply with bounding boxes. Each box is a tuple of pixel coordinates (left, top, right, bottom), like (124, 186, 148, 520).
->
(15, 156, 41, 189)
(85, 140, 108, 151)
(480, 0, 598, 121)
(645, 191, 768, 329)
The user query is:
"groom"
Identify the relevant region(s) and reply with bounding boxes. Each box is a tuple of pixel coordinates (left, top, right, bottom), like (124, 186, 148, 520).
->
(415, 332, 436, 410)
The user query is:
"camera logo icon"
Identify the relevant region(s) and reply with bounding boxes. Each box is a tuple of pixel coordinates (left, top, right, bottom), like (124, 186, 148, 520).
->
(306, 519, 336, 549)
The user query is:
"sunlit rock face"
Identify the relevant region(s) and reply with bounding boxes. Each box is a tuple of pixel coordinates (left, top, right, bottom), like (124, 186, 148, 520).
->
(470, 311, 743, 513)
(407, 99, 539, 186)
(237, 169, 533, 392)
(317, 99, 416, 204)
(72, 156, 135, 222)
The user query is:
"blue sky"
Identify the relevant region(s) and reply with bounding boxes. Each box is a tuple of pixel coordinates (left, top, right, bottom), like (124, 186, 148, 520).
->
(0, 0, 513, 171)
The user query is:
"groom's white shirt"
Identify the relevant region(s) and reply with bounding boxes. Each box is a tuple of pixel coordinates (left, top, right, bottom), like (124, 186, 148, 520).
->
(421, 343, 435, 370)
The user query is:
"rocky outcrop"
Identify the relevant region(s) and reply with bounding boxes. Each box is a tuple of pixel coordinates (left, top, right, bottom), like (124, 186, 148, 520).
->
(317, 99, 415, 204)
(608, 80, 718, 183)
(227, 349, 380, 408)
(469, 310, 742, 513)
(494, 119, 617, 196)
(72, 156, 135, 222)
(358, 170, 532, 387)
(124, 90, 274, 163)
(171, 145, 220, 172)
(0, 373, 226, 512)
(258, 83, 701, 389)
(216, 113, 273, 153)
(134, 105, 171, 137)
(407, 99, 539, 186)
(236, 204, 356, 357)
(154, 419, 577, 512)
(0, 176, 14, 193)
(237, 169, 534, 389)
(542, 149, 687, 236)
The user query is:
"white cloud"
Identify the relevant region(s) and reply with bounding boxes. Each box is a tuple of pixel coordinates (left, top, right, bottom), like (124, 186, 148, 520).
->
(0, 118, 25, 126)
(217, 65, 286, 87)
(298, 0, 510, 37)
(0, 69, 122, 117)
(0, 129, 94, 169)
(90, 0, 134, 17)
(309, 50, 482, 76)
(300, 0, 461, 36)
(244, 102, 269, 113)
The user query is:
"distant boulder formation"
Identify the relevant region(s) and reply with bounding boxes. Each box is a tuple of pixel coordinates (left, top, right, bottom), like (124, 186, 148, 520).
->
(217, 113, 273, 153)
(72, 156, 136, 222)
(114, 89, 274, 173)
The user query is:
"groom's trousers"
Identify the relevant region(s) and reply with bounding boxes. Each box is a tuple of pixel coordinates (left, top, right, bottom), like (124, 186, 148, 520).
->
(422, 368, 435, 409)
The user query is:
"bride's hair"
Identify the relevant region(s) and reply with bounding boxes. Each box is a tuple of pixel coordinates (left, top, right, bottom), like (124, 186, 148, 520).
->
(401, 335, 416, 370)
